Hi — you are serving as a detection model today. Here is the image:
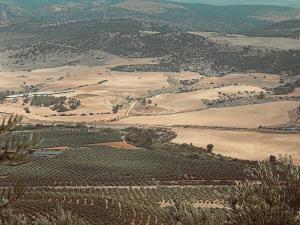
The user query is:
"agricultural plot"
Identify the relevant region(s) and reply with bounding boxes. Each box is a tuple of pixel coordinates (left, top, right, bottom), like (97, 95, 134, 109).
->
(0, 144, 250, 187)
(118, 101, 299, 128)
(0, 127, 122, 148)
(149, 85, 265, 114)
(1, 185, 228, 225)
(1, 2, 300, 224)
(0, 125, 236, 224)
(173, 127, 300, 163)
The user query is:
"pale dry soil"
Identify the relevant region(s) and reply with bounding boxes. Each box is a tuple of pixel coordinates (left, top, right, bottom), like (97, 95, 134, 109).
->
(0, 59, 294, 151)
(151, 85, 265, 113)
(91, 141, 137, 150)
(0, 61, 200, 123)
(172, 127, 300, 163)
(117, 101, 299, 128)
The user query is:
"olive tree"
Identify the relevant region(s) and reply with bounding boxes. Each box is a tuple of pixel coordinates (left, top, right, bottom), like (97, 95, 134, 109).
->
(223, 156, 300, 225)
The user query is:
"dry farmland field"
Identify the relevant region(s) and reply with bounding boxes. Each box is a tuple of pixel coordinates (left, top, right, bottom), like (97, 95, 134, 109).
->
(173, 127, 300, 163)
(118, 101, 299, 128)
(0, 61, 299, 161)
(1, 5, 300, 223)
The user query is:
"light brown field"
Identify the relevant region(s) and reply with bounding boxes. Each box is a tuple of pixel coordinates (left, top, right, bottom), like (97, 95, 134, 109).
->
(117, 101, 299, 128)
(203, 73, 280, 89)
(0, 60, 294, 129)
(172, 127, 300, 163)
(0, 61, 200, 123)
(1, 59, 299, 163)
(92, 141, 137, 150)
(191, 32, 300, 50)
(152, 85, 265, 113)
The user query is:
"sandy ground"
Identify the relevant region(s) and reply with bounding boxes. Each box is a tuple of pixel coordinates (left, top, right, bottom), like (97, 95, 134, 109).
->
(172, 127, 300, 163)
(191, 32, 300, 50)
(118, 101, 299, 128)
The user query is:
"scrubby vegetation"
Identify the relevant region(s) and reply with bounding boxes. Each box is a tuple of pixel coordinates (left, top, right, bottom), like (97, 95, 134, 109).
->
(272, 79, 300, 95)
(223, 156, 300, 225)
(2, 19, 300, 75)
(30, 95, 81, 112)
(124, 127, 177, 149)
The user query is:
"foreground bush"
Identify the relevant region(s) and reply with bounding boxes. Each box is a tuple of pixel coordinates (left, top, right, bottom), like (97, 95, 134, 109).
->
(224, 156, 300, 225)
(0, 204, 90, 225)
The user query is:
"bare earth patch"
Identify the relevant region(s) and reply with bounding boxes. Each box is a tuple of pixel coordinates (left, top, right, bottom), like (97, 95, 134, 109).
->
(92, 141, 137, 150)
(151, 85, 264, 113)
(44, 146, 70, 151)
(118, 101, 299, 129)
(172, 127, 300, 164)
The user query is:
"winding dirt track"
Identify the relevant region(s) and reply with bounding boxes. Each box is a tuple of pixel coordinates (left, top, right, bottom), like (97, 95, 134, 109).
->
(126, 101, 138, 117)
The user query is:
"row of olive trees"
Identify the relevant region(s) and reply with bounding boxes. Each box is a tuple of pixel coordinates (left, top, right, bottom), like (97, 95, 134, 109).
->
(1, 200, 90, 225)
(170, 156, 300, 225)
(1, 115, 299, 225)
(0, 115, 90, 225)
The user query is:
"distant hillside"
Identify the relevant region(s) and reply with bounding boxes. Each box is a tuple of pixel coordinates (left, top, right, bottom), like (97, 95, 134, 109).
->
(0, 0, 298, 33)
(248, 20, 300, 38)
(0, 0, 121, 8)
(0, 0, 91, 8)
(0, 4, 31, 26)
(170, 0, 300, 8)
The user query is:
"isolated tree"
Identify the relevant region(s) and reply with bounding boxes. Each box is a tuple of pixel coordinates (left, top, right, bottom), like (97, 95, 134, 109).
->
(206, 144, 214, 153)
(144, 135, 153, 150)
(269, 155, 277, 164)
(223, 156, 300, 225)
